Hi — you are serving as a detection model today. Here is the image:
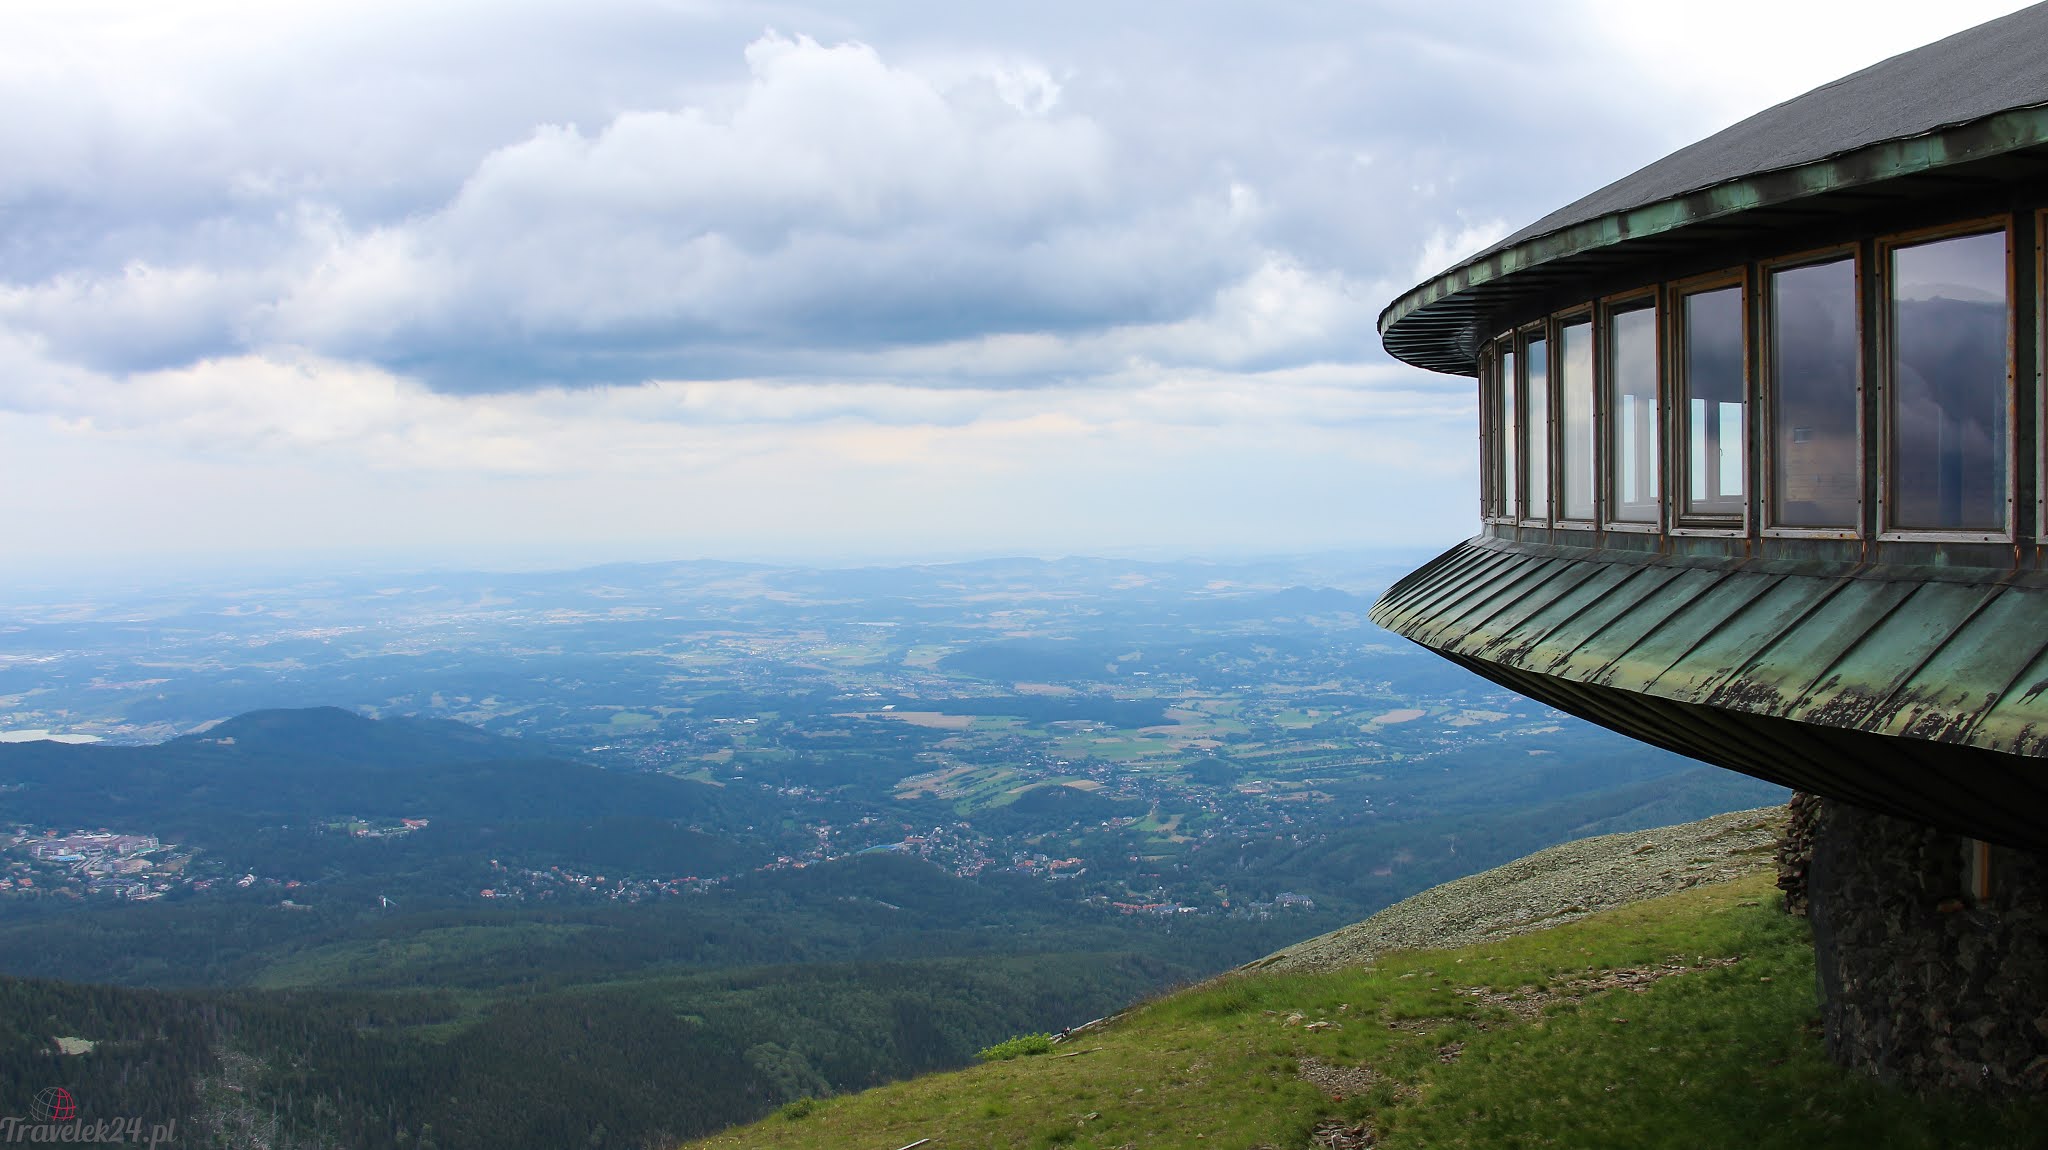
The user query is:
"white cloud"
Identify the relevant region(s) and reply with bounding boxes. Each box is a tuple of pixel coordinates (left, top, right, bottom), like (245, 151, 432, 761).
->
(0, 339, 1474, 571)
(1, 339, 1457, 473)
(0, 0, 2034, 568)
(1410, 217, 1510, 288)
(3, 26, 1249, 390)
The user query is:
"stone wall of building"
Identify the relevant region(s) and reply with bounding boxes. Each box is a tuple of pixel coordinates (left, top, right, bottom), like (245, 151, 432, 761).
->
(1807, 799, 2048, 1092)
(1775, 791, 1819, 916)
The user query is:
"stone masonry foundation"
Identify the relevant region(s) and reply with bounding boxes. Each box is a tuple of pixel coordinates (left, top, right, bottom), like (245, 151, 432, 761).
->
(1805, 797, 2048, 1092)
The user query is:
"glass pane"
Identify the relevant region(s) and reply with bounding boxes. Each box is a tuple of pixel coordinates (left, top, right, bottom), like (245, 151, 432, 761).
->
(1501, 347, 1518, 516)
(1681, 287, 1745, 518)
(1770, 259, 1859, 527)
(1483, 352, 1502, 517)
(1524, 337, 1549, 518)
(1559, 322, 1594, 520)
(1889, 231, 2007, 531)
(1607, 306, 1658, 522)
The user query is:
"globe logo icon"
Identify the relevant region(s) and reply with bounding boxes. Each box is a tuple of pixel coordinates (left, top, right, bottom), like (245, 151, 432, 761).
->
(31, 1086, 76, 1123)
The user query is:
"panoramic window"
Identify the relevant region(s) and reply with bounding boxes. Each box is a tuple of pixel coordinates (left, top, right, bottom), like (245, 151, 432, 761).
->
(1559, 320, 1595, 521)
(1678, 285, 1746, 520)
(1523, 334, 1549, 519)
(1606, 303, 1659, 523)
(1768, 258, 1860, 528)
(1500, 344, 1519, 517)
(1887, 230, 2009, 532)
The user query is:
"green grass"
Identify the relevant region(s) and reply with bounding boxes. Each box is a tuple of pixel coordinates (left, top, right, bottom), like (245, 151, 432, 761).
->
(978, 1034, 1056, 1062)
(774, 1098, 819, 1121)
(683, 872, 2048, 1149)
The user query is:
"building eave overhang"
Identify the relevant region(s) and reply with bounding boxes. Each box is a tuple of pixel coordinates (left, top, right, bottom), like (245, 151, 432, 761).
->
(1368, 536, 2048, 847)
(1377, 104, 2048, 377)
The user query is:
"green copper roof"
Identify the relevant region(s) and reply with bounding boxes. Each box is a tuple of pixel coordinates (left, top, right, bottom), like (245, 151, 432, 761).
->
(1369, 538, 2048, 759)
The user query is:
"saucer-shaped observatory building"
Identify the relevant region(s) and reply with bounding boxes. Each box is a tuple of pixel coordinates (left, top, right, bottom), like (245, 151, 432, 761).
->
(1372, 4, 2048, 1088)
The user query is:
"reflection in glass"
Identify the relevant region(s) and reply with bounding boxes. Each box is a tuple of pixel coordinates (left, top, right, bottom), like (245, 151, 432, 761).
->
(1501, 347, 1518, 517)
(1607, 305, 1658, 522)
(1560, 322, 1594, 520)
(1481, 352, 1498, 515)
(1682, 287, 1745, 518)
(1890, 231, 2007, 531)
(1770, 259, 1859, 527)
(1524, 336, 1549, 518)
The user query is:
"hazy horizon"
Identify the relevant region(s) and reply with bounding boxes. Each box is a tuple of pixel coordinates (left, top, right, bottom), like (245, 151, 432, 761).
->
(0, 539, 1460, 600)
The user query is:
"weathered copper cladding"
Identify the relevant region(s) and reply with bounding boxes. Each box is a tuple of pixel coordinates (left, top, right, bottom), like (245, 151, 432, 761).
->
(1369, 538, 2048, 847)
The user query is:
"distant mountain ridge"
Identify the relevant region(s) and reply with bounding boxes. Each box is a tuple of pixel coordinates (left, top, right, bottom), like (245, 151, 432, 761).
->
(0, 706, 775, 896)
(178, 705, 527, 762)
(2, 706, 755, 827)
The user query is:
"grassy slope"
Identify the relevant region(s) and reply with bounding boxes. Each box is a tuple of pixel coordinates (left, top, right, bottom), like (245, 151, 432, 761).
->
(684, 872, 2048, 1150)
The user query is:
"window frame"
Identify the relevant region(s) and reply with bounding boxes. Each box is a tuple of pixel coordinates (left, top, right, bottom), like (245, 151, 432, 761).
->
(1759, 243, 1864, 540)
(1875, 216, 2016, 544)
(1517, 320, 1555, 528)
(1481, 340, 1515, 524)
(1666, 267, 1751, 536)
(1477, 343, 1499, 521)
(1553, 304, 1599, 527)
(1495, 333, 1522, 523)
(1598, 288, 1663, 534)
(2037, 209, 2046, 548)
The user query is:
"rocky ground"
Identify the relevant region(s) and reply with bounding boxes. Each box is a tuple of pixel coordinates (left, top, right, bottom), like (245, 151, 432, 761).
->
(1246, 806, 1786, 974)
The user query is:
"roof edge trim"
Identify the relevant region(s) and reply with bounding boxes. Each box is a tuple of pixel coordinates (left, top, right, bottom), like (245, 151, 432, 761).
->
(1378, 105, 2048, 373)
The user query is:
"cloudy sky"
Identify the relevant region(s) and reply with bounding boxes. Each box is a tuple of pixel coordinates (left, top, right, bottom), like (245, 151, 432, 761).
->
(1, 0, 2033, 576)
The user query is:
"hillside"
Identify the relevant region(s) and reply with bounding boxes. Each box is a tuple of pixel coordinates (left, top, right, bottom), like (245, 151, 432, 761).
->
(0, 710, 1301, 1147)
(2, 950, 1194, 1149)
(0, 706, 779, 861)
(1251, 806, 1783, 973)
(685, 814, 2048, 1150)
(0, 709, 1797, 1146)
